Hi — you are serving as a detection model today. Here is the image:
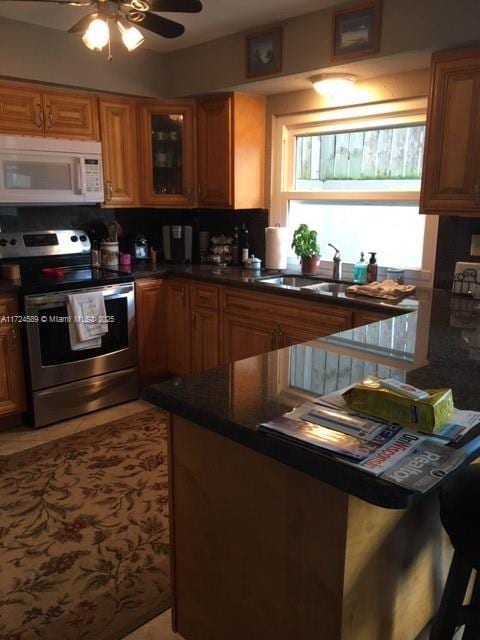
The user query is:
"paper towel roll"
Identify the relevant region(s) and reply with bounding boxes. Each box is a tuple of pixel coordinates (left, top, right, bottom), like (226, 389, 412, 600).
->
(265, 226, 288, 270)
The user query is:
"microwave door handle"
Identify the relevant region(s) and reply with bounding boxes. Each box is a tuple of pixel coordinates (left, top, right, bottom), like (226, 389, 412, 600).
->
(73, 158, 84, 195)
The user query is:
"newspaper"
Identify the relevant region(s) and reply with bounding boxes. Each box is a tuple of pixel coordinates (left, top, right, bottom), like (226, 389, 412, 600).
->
(259, 401, 468, 492)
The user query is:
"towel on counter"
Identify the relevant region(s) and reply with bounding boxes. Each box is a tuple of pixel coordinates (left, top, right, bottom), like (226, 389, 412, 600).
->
(67, 291, 108, 351)
(346, 279, 416, 300)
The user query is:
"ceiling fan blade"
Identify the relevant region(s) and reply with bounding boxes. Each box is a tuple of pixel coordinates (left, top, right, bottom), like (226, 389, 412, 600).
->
(68, 12, 98, 33)
(146, 0, 202, 13)
(126, 11, 185, 38)
(9, 0, 93, 4)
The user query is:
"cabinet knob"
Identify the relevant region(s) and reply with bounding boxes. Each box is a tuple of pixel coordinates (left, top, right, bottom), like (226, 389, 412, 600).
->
(35, 103, 43, 129)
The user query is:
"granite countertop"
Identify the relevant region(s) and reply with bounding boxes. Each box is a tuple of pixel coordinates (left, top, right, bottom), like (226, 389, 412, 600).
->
(144, 289, 480, 509)
(113, 262, 423, 314)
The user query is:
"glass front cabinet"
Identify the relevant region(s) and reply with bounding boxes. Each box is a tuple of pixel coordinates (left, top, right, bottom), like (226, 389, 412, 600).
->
(138, 101, 195, 207)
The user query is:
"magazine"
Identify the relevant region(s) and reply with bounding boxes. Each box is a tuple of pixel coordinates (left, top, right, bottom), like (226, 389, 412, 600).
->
(259, 401, 468, 491)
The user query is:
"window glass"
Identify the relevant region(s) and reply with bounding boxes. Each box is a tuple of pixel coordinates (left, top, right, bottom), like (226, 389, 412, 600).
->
(294, 125, 425, 192)
(287, 200, 426, 269)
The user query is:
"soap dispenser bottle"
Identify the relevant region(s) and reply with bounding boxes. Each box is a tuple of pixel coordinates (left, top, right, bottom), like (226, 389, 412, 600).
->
(367, 252, 378, 283)
(353, 252, 368, 284)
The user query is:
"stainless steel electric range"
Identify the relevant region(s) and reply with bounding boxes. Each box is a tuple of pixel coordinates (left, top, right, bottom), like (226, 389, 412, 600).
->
(0, 229, 138, 428)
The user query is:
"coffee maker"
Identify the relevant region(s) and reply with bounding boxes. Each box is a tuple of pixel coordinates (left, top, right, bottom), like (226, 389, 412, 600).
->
(162, 225, 192, 263)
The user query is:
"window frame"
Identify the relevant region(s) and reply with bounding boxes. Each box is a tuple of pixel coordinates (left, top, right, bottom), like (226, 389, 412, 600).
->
(270, 97, 438, 285)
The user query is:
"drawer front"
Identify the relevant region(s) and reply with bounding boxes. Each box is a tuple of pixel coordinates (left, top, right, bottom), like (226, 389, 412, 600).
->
(222, 287, 353, 329)
(192, 283, 219, 310)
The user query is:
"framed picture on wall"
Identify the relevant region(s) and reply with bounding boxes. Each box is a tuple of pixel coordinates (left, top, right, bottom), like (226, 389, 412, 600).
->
(331, 1, 382, 62)
(246, 27, 283, 78)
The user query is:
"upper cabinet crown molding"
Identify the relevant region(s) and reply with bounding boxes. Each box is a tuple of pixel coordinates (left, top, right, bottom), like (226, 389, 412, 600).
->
(420, 47, 480, 216)
(0, 80, 99, 140)
(197, 93, 266, 210)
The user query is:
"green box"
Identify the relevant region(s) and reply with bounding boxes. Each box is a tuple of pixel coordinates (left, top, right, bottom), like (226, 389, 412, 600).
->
(342, 377, 454, 434)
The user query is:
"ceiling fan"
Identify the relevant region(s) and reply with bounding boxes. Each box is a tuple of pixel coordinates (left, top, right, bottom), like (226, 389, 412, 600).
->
(10, 0, 203, 57)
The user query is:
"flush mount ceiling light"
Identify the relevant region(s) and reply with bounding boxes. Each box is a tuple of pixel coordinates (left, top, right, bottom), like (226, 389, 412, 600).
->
(8, 0, 203, 59)
(310, 73, 357, 97)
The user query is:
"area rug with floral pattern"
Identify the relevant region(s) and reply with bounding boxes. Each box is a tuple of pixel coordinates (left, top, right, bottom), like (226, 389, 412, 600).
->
(0, 408, 170, 640)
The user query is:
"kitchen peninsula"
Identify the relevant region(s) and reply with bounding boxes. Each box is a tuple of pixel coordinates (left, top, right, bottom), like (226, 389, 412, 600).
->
(145, 288, 480, 640)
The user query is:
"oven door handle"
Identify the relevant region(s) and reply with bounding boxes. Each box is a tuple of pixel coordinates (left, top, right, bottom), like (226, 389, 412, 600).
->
(24, 283, 134, 311)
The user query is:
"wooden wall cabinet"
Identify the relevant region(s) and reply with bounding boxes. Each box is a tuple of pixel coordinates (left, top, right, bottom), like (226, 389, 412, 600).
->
(0, 81, 98, 140)
(197, 93, 266, 209)
(135, 279, 167, 384)
(421, 48, 480, 216)
(165, 279, 192, 377)
(0, 295, 26, 417)
(99, 97, 139, 206)
(138, 100, 195, 207)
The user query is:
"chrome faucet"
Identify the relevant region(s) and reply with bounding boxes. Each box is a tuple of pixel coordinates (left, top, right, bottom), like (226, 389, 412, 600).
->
(328, 243, 342, 280)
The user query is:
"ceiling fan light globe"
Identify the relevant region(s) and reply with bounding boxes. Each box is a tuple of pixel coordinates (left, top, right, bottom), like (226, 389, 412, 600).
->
(121, 25, 145, 51)
(82, 17, 110, 51)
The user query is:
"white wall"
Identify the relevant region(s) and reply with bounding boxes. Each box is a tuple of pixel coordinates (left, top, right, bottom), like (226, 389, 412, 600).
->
(0, 16, 167, 97)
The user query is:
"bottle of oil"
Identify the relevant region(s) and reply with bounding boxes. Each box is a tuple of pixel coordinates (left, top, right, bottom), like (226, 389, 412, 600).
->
(367, 252, 378, 283)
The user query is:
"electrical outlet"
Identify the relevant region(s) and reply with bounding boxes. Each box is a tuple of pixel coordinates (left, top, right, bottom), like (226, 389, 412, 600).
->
(471, 234, 480, 257)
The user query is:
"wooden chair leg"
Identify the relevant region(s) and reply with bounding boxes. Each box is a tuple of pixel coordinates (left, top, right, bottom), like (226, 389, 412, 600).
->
(462, 571, 480, 640)
(430, 551, 472, 640)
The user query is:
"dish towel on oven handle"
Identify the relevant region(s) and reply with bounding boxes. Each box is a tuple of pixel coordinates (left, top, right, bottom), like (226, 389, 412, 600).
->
(67, 291, 108, 351)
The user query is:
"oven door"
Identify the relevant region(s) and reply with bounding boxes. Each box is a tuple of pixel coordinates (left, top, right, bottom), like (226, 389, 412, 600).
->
(24, 283, 136, 390)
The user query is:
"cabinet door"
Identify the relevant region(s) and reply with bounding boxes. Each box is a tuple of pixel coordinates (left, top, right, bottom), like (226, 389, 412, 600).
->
(166, 280, 191, 376)
(197, 95, 232, 208)
(223, 314, 275, 362)
(191, 307, 219, 374)
(421, 49, 480, 215)
(0, 82, 44, 135)
(353, 310, 389, 328)
(135, 279, 167, 384)
(0, 296, 25, 416)
(42, 91, 99, 139)
(99, 98, 139, 206)
(139, 101, 195, 207)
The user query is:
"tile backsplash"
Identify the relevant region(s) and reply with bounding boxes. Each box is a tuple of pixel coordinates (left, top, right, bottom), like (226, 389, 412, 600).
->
(434, 216, 480, 289)
(0, 206, 269, 261)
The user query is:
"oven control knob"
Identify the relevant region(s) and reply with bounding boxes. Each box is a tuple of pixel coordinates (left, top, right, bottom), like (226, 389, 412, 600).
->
(70, 235, 79, 242)
(0, 239, 7, 247)
(10, 239, 17, 245)
(79, 235, 88, 242)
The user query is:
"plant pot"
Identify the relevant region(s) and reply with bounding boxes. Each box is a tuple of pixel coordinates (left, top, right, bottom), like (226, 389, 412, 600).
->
(301, 255, 321, 275)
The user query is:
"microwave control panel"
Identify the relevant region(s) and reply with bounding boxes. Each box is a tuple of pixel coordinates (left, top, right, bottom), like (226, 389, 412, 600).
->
(84, 159, 101, 193)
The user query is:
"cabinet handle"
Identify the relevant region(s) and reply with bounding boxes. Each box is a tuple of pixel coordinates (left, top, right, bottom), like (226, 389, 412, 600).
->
(192, 311, 197, 329)
(186, 183, 192, 200)
(45, 103, 53, 129)
(198, 293, 209, 302)
(35, 103, 44, 128)
(9, 327, 18, 351)
(270, 329, 276, 350)
(105, 180, 113, 201)
(277, 329, 284, 348)
(475, 177, 480, 205)
(198, 184, 203, 199)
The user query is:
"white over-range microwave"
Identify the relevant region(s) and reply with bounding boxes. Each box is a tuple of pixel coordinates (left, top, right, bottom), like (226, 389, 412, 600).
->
(0, 135, 104, 204)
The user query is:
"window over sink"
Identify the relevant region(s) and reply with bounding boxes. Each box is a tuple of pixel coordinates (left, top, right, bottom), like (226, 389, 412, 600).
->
(271, 97, 438, 284)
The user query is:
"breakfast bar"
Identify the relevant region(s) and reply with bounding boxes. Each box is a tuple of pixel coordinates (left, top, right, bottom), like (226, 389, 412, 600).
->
(145, 289, 480, 640)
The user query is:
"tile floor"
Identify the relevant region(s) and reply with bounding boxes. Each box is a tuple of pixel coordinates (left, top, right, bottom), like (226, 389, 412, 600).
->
(0, 399, 183, 639)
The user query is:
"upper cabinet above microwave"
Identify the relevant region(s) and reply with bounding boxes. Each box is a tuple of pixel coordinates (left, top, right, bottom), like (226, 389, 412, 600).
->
(0, 82, 99, 141)
(421, 48, 480, 216)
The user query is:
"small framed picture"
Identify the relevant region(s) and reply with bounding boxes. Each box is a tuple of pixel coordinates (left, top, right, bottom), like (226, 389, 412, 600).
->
(246, 27, 283, 78)
(331, 1, 382, 62)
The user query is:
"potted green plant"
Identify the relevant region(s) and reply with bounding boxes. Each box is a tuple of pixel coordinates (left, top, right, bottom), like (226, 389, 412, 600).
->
(291, 224, 321, 275)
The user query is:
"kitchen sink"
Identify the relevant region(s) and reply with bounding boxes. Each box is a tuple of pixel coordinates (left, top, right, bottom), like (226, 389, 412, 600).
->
(256, 276, 349, 295)
(256, 276, 316, 288)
